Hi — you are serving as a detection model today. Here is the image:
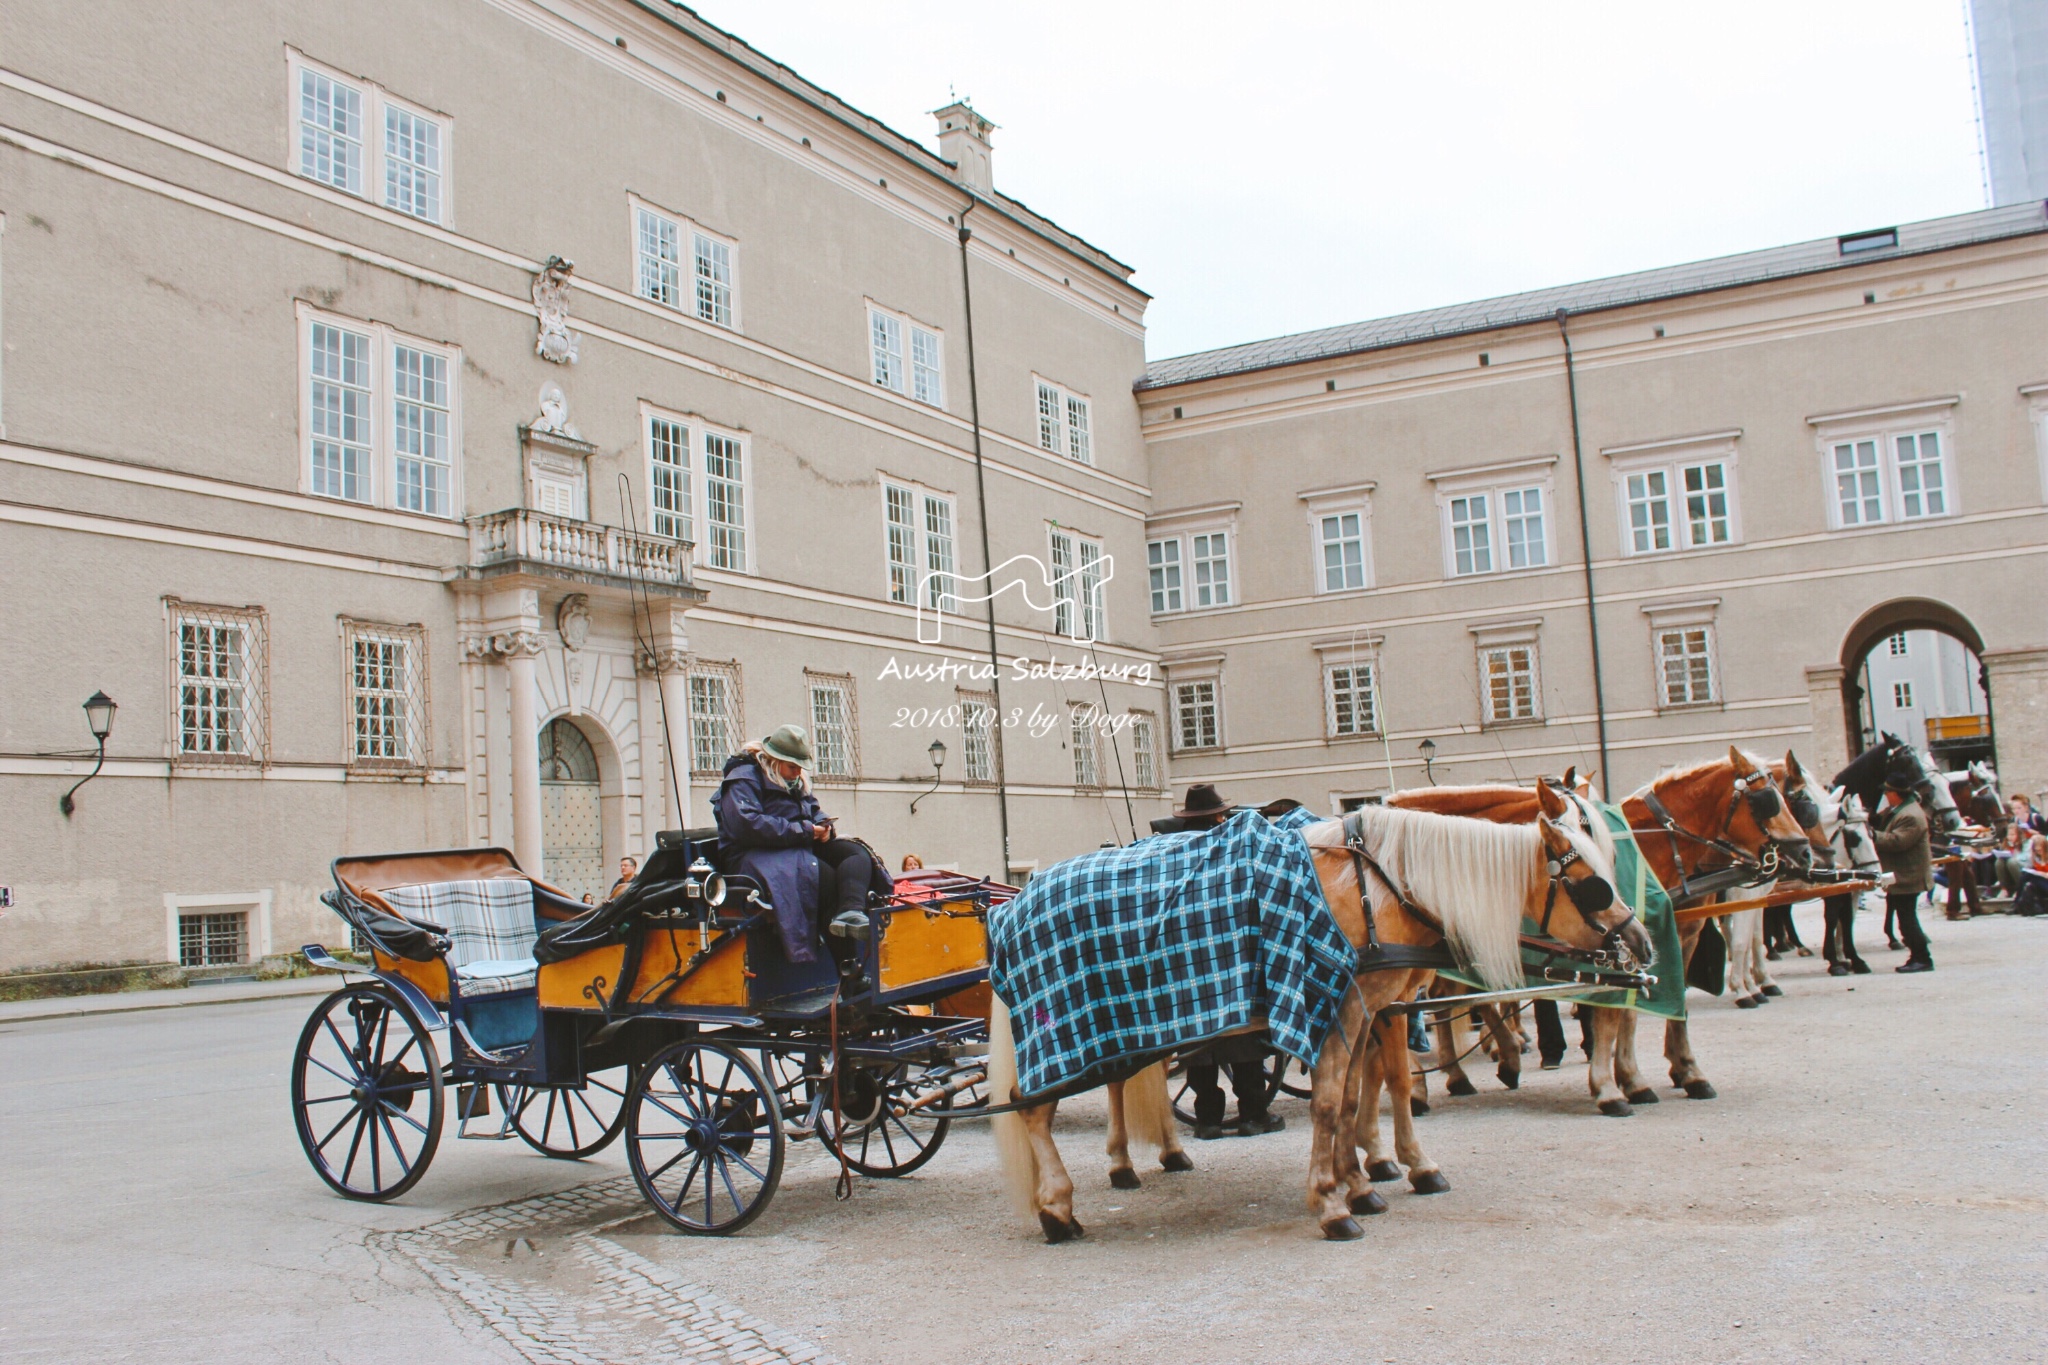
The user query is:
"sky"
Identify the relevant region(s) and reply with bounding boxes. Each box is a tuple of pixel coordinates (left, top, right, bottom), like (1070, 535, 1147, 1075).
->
(685, 2, 1989, 361)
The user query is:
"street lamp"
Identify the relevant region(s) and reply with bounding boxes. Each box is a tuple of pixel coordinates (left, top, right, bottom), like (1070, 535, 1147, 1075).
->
(1418, 737, 1438, 787)
(910, 739, 948, 815)
(60, 691, 118, 817)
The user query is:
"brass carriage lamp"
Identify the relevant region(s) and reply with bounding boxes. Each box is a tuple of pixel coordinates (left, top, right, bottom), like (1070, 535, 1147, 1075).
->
(59, 690, 118, 817)
(1418, 737, 1438, 787)
(910, 739, 947, 815)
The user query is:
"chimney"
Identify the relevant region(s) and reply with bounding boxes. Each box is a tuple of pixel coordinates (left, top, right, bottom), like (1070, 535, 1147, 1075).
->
(932, 101, 996, 193)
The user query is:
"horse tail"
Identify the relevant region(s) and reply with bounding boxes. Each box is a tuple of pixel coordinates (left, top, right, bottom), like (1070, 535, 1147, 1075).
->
(1120, 1061, 1174, 1152)
(986, 997, 1038, 1221)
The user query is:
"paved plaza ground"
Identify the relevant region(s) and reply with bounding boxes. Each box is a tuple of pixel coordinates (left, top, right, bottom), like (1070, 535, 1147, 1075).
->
(3, 905, 2043, 1365)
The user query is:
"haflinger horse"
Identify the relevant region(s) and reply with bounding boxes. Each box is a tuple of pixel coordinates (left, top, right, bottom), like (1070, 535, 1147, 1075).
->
(985, 792, 1649, 1243)
(1382, 746, 1811, 1119)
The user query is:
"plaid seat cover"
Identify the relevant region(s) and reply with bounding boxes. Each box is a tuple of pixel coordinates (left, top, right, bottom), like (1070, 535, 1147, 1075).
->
(381, 879, 539, 998)
(988, 809, 1355, 1100)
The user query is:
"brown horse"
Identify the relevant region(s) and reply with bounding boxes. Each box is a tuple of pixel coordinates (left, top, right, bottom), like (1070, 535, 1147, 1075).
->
(1385, 746, 1811, 1118)
(989, 792, 1650, 1242)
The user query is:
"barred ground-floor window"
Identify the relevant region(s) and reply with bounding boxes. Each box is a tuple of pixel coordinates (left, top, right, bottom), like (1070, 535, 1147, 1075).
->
(167, 598, 269, 764)
(687, 660, 745, 777)
(343, 619, 428, 769)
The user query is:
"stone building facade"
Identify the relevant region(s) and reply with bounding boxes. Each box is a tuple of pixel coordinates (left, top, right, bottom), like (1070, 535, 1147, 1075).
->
(4, 2, 2047, 976)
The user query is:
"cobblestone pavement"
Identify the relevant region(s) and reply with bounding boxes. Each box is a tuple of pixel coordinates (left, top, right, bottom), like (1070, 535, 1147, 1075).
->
(376, 1177, 838, 1365)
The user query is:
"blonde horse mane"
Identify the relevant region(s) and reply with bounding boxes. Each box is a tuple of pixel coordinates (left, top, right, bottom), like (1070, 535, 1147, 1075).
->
(986, 998, 1039, 1222)
(1304, 804, 1602, 991)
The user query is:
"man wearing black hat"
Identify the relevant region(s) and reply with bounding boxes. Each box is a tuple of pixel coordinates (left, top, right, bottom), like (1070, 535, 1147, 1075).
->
(1872, 753, 1935, 973)
(1165, 785, 1286, 1139)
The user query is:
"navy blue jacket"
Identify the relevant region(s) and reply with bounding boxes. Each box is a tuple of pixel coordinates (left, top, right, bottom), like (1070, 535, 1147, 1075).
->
(712, 754, 829, 963)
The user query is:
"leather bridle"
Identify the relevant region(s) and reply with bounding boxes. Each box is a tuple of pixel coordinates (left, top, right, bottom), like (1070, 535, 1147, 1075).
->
(1634, 770, 1808, 905)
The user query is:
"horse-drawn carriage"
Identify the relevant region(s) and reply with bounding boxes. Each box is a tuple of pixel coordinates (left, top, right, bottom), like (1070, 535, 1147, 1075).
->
(290, 829, 1005, 1234)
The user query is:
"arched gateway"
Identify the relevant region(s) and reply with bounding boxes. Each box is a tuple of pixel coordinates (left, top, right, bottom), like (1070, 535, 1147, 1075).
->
(1837, 598, 1994, 772)
(539, 717, 605, 901)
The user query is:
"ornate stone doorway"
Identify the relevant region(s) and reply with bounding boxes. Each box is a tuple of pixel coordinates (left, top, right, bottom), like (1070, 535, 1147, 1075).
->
(539, 717, 604, 901)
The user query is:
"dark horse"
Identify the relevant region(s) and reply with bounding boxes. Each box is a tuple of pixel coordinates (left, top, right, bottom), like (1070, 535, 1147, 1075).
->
(1835, 735, 1967, 939)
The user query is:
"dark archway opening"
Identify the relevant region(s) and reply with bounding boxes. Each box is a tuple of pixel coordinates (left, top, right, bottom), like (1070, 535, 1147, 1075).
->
(1839, 598, 1994, 772)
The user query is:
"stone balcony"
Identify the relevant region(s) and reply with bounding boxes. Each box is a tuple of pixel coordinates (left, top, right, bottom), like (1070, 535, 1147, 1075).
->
(465, 507, 705, 601)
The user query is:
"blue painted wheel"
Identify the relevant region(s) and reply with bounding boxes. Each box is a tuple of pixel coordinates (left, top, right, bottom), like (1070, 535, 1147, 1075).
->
(507, 1065, 632, 1159)
(292, 985, 444, 1201)
(627, 1039, 785, 1235)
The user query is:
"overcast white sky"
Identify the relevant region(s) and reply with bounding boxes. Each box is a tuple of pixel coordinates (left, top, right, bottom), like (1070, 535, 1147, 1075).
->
(687, 2, 1988, 361)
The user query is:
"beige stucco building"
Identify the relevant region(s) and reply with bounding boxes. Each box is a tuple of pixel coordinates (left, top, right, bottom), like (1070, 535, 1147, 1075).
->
(1138, 206, 2048, 812)
(3, 1, 2046, 977)
(0, 0, 1163, 973)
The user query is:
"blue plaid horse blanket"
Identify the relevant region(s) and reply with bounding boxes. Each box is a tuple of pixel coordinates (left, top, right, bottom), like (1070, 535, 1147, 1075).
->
(987, 810, 1356, 1100)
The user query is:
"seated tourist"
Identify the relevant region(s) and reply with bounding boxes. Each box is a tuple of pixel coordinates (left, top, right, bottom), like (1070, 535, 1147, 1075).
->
(2015, 835, 2048, 918)
(712, 724, 888, 966)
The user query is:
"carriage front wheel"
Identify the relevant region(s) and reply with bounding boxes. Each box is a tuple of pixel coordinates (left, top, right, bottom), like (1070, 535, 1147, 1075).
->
(291, 985, 444, 1201)
(626, 1039, 785, 1235)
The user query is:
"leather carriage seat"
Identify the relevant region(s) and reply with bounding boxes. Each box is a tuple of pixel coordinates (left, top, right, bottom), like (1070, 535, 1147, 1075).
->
(379, 879, 540, 997)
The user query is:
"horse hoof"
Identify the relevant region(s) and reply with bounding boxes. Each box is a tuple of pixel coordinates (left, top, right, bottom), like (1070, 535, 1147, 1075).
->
(1496, 1066, 1520, 1091)
(1682, 1080, 1718, 1100)
(1446, 1077, 1477, 1097)
(1625, 1087, 1659, 1106)
(1366, 1160, 1403, 1183)
(1350, 1189, 1389, 1216)
(1159, 1151, 1194, 1174)
(1409, 1099, 1430, 1118)
(1038, 1212, 1084, 1244)
(1735, 996, 1759, 1009)
(1599, 1098, 1634, 1117)
(1409, 1170, 1451, 1195)
(1109, 1168, 1141, 1191)
(1762, 984, 1783, 997)
(1321, 1216, 1364, 1241)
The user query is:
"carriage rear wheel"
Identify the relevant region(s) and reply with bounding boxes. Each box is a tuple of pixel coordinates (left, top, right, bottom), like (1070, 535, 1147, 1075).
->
(627, 1039, 785, 1235)
(506, 1065, 633, 1159)
(815, 1061, 952, 1177)
(291, 985, 444, 1201)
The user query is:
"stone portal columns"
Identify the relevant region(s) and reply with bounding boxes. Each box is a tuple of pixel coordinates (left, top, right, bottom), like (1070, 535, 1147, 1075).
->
(1803, 664, 1851, 783)
(640, 600, 694, 833)
(500, 630, 546, 875)
(1984, 647, 2048, 803)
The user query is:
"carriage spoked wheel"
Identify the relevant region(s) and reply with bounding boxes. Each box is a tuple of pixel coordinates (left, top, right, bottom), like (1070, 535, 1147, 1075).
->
(1167, 1049, 1292, 1126)
(627, 1039, 785, 1235)
(505, 1065, 633, 1159)
(291, 984, 445, 1201)
(815, 1061, 952, 1178)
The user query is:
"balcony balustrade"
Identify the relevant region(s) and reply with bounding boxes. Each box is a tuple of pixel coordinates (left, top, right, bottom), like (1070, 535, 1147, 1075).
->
(468, 507, 696, 592)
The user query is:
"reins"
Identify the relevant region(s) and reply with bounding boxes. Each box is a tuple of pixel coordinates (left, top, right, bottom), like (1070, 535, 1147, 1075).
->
(1632, 781, 1789, 906)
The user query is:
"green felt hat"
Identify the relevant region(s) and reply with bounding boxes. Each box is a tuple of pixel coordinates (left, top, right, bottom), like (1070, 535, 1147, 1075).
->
(761, 724, 813, 767)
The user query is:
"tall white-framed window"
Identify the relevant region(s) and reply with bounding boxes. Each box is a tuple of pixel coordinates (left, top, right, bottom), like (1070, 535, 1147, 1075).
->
(958, 689, 999, 785)
(167, 598, 269, 765)
(1810, 401, 1959, 530)
(1479, 645, 1539, 724)
(299, 305, 461, 518)
(1048, 527, 1106, 641)
(882, 479, 957, 610)
(1147, 538, 1183, 614)
(647, 412, 692, 541)
(1171, 678, 1222, 753)
(288, 52, 449, 225)
(1190, 531, 1231, 608)
(342, 619, 428, 770)
(1888, 631, 1909, 657)
(1300, 483, 1376, 594)
(1604, 436, 1743, 556)
(629, 198, 740, 329)
(1324, 661, 1379, 738)
(805, 671, 859, 783)
(686, 660, 744, 777)
(1655, 626, 1717, 708)
(1129, 711, 1159, 789)
(1068, 703, 1101, 787)
(635, 205, 682, 308)
(1033, 377, 1093, 464)
(868, 303, 945, 407)
(1430, 458, 1558, 579)
(643, 405, 751, 571)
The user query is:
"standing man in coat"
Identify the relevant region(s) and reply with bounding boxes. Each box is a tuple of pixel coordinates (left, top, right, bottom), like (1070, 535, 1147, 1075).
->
(1872, 752, 1935, 973)
(712, 725, 886, 969)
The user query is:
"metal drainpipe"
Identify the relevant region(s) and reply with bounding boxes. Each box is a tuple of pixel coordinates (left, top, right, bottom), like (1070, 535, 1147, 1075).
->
(1556, 309, 1612, 787)
(956, 202, 1013, 875)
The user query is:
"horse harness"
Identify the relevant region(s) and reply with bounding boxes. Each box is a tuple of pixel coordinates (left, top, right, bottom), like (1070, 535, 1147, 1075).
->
(1338, 812, 1642, 977)
(1633, 772, 1796, 906)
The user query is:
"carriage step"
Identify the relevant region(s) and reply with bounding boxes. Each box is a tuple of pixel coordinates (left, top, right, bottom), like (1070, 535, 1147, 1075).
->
(456, 1085, 517, 1140)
